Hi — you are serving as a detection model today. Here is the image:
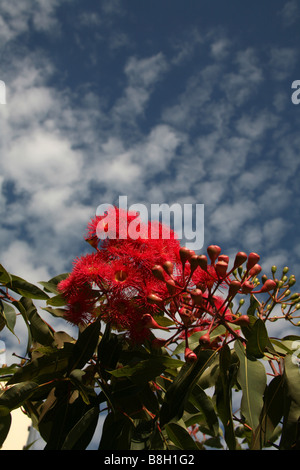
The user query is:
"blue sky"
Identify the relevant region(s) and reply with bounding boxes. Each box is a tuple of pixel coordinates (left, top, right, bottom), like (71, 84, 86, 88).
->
(1, 1, 300, 356)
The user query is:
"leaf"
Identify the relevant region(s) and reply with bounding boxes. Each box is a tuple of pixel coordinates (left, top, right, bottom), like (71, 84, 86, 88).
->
(247, 295, 260, 316)
(68, 318, 101, 373)
(0, 264, 12, 285)
(246, 318, 272, 358)
(252, 375, 285, 449)
(9, 275, 49, 300)
(19, 297, 55, 347)
(0, 412, 11, 447)
(7, 346, 73, 385)
(159, 349, 217, 427)
(165, 422, 199, 450)
(0, 382, 39, 412)
(284, 354, 300, 407)
(0, 301, 17, 337)
(61, 406, 99, 450)
(187, 383, 219, 437)
(215, 344, 236, 450)
(235, 340, 267, 432)
(109, 356, 183, 384)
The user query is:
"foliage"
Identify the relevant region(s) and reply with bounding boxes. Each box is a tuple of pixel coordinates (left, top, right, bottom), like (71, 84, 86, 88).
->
(1, 209, 300, 450)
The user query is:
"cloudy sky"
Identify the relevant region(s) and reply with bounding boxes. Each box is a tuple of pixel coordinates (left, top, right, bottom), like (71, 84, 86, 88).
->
(1, 1, 300, 357)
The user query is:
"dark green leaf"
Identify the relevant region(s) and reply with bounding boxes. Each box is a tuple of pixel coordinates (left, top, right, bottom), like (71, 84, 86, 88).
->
(188, 383, 219, 437)
(159, 349, 217, 427)
(247, 295, 259, 316)
(165, 422, 199, 450)
(0, 382, 39, 412)
(68, 319, 101, 373)
(215, 344, 236, 450)
(19, 297, 55, 347)
(0, 264, 12, 285)
(61, 406, 99, 450)
(9, 275, 49, 300)
(0, 412, 11, 447)
(246, 318, 272, 358)
(235, 340, 267, 432)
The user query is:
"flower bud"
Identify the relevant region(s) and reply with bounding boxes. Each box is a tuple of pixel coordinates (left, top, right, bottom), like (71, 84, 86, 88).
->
(249, 264, 262, 277)
(147, 294, 164, 307)
(283, 266, 289, 274)
(189, 255, 200, 273)
(233, 251, 248, 269)
(231, 315, 250, 327)
(271, 265, 277, 274)
(190, 289, 203, 305)
(152, 265, 165, 281)
(215, 260, 228, 278)
(218, 255, 229, 264)
(288, 276, 296, 287)
(198, 255, 208, 271)
(199, 332, 211, 344)
(162, 261, 174, 276)
(228, 280, 242, 297)
(207, 245, 221, 264)
(241, 281, 254, 294)
(185, 347, 197, 363)
(179, 247, 194, 265)
(142, 314, 169, 330)
(166, 279, 177, 295)
(254, 279, 277, 294)
(152, 338, 167, 349)
(246, 253, 260, 271)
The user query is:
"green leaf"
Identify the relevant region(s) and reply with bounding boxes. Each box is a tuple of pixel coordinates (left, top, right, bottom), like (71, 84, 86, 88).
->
(7, 346, 73, 385)
(165, 422, 199, 450)
(284, 354, 300, 407)
(9, 275, 49, 300)
(0, 412, 11, 447)
(61, 406, 99, 450)
(235, 340, 267, 432)
(0, 382, 39, 412)
(0, 264, 12, 285)
(215, 344, 236, 450)
(159, 349, 217, 427)
(109, 356, 183, 384)
(247, 295, 260, 316)
(246, 318, 272, 358)
(187, 383, 219, 437)
(19, 297, 55, 347)
(68, 318, 101, 373)
(252, 375, 285, 449)
(0, 301, 17, 337)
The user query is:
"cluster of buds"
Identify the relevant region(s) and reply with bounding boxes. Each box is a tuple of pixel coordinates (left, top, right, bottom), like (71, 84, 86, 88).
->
(147, 245, 281, 363)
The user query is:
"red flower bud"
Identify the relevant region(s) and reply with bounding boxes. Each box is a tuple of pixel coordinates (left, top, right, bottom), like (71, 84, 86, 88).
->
(207, 245, 222, 264)
(228, 280, 242, 297)
(233, 251, 248, 269)
(199, 332, 211, 344)
(152, 265, 166, 281)
(218, 255, 229, 264)
(147, 293, 164, 306)
(231, 315, 250, 326)
(166, 279, 177, 295)
(215, 260, 228, 278)
(185, 347, 197, 363)
(142, 314, 169, 330)
(198, 255, 208, 271)
(248, 264, 262, 277)
(189, 255, 200, 273)
(179, 247, 194, 265)
(162, 261, 174, 276)
(246, 253, 260, 271)
(190, 288, 203, 305)
(254, 279, 277, 294)
(241, 281, 254, 294)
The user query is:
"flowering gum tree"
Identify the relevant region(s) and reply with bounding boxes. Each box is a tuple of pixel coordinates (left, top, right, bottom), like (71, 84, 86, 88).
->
(1, 206, 300, 450)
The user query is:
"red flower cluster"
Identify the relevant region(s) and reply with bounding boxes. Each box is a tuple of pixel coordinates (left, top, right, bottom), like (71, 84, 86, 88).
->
(58, 207, 277, 352)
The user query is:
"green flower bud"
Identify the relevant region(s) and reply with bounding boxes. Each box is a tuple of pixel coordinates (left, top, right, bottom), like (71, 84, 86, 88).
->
(288, 276, 296, 287)
(283, 266, 289, 274)
(271, 265, 277, 274)
(282, 275, 288, 283)
(283, 289, 291, 297)
(239, 298, 245, 306)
